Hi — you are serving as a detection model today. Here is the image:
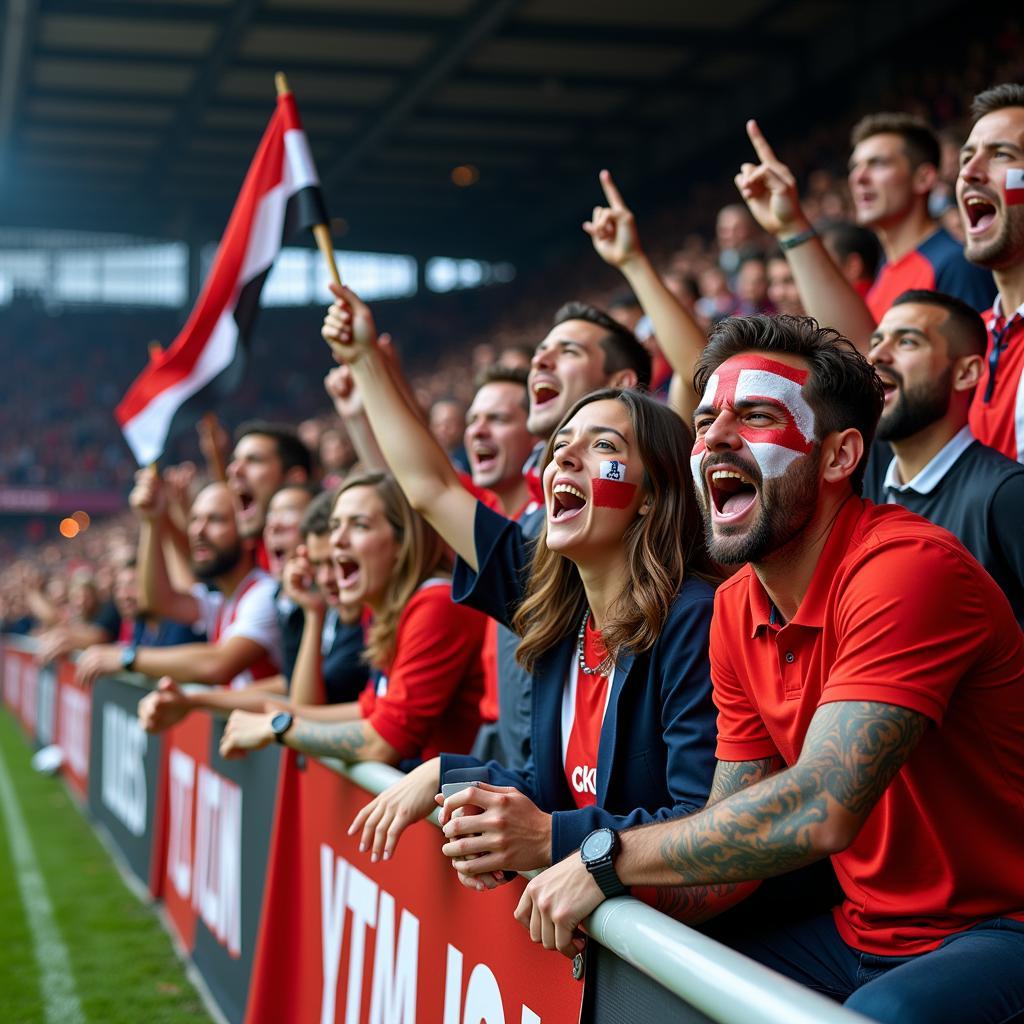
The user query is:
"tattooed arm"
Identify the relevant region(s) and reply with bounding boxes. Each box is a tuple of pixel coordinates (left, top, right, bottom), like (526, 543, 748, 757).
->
(516, 702, 928, 955)
(638, 755, 782, 921)
(219, 708, 401, 765)
(624, 701, 928, 886)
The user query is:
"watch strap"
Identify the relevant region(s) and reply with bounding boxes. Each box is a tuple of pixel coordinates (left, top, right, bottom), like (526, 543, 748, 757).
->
(589, 858, 627, 899)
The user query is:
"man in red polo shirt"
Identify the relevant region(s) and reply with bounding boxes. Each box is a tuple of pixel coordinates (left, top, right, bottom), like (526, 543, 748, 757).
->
(516, 315, 1024, 1023)
(959, 83, 1024, 462)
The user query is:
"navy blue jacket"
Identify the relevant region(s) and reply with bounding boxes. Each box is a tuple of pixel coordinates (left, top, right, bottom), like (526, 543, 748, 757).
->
(441, 501, 717, 862)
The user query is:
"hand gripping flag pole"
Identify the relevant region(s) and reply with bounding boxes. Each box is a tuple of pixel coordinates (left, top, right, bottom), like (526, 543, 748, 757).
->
(116, 72, 336, 468)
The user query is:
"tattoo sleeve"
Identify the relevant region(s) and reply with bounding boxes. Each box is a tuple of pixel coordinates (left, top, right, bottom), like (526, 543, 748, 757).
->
(288, 718, 370, 762)
(658, 701, 928, 886)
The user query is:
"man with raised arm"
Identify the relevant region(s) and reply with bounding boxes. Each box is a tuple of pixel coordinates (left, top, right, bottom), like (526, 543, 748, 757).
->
(515, 315, 1024, 1024)
(735, 118, 994, 352)
(76, 477, 282, 702)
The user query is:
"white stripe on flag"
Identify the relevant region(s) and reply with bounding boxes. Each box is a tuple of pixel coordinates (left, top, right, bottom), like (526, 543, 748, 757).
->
(1007, 167, 1024, 192)
(123, 310, 239, 465)
(283, 128, 319, 190)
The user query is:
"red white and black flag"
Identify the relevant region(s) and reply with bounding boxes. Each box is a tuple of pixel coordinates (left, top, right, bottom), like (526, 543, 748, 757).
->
(116, 90, 328, 465)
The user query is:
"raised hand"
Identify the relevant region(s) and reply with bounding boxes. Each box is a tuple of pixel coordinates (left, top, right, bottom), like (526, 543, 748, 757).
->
(282, 545, 324, 612)
(734, 119, 808, 237)
(324, 363, 363, 420)
(219, 709, 275, 759)
(321, 282, 378, 363)
(129, 466, 164, 521)
(583, 169, 643, 268)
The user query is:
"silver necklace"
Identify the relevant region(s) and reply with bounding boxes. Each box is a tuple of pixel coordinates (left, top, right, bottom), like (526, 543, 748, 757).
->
(577, 609, 610, 677)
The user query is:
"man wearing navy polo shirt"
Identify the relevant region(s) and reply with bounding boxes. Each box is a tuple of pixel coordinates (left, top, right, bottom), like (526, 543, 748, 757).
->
(518, 315, 1024, 1024)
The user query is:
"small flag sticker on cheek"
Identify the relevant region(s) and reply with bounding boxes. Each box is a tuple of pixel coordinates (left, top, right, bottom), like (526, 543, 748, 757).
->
(592, 460, 638, 508)
(1006, 167, 1024, 206)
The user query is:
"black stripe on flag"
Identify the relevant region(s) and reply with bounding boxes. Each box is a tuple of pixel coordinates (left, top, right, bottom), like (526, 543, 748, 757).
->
(283, 185, 329, 245)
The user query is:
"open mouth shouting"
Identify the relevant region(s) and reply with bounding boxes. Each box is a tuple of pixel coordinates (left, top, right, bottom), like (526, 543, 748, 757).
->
(335, 556, 362, 592)
(550, 478, 588, 522)
(962, 192, 998, 236)
(531, 376, 561, 410)
(875, 369, 901, 406)
(706, 463, 759, 524)
(470, 440, 499, 475)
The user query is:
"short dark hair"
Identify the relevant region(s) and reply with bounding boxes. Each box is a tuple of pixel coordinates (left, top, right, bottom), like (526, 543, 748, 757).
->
(235, 420, 312, 476)
(694, 315, 883, 495)
(850, 112, 940, 171)
(474, 364, 529, 409)
(300, 488, 337, 537)
(890, 290, 988, 357)
(971, 83, 1024, 122)
(552, 300, 651, 390)
(819, 220, 881, 282)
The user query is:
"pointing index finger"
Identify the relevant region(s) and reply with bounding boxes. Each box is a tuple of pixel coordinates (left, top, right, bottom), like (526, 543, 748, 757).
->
(599, 169, 627, 210)
(746, 119, 779, 165)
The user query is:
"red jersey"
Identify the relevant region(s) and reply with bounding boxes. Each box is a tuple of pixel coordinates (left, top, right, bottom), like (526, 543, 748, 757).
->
(358, 579, 486, 761)
(968, 298, 1024, 463)
(561, 619, 611, 809)
(710, 498, 1024, 956)
(866, 227, 995, 322)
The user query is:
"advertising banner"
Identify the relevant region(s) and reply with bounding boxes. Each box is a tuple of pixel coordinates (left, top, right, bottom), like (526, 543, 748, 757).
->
(87, 674, 162, 888)
(246, 753, 583, 1024)
(56, 659, 91, 802)
(157, 711, 281, 1024)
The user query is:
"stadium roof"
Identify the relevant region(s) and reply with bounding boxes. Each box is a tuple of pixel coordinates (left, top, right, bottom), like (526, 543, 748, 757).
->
(0, 0, 965, 263)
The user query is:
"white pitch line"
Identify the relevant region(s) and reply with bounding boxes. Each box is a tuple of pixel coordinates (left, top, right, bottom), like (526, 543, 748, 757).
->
(0, 738, 85, 1024)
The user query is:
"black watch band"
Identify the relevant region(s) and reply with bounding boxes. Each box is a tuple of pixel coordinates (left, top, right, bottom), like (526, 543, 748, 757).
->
(271, 711, 294, 744)
(580, 827, 628, 899)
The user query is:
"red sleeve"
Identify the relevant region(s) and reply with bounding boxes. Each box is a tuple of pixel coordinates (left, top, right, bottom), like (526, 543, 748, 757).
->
(821, 535, 990, 724)
(365, 583, 485, 759)
(710, 589, 778, 762)
(456, 470, 505, 515)
(357, 678, 377, 719)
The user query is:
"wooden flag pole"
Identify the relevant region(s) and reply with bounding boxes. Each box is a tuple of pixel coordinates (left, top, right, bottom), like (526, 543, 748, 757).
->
(275, 71, 342, 291)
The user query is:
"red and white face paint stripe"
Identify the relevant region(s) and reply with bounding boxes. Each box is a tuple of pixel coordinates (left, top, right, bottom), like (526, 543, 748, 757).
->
(691, 355, 816, 490)
(1005, 167, 1024, 207)
(592, 459, 638, 509)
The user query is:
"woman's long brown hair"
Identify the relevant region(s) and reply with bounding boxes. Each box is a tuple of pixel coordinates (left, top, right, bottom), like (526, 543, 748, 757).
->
(512, 389, 717, 672)
(334, 472, 451, 669)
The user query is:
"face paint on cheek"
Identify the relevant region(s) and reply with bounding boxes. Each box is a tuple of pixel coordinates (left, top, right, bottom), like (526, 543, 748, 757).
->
(712, 356, 816, 480)
(592, 459, 638, 509)
(1005, 167, 1024, 206)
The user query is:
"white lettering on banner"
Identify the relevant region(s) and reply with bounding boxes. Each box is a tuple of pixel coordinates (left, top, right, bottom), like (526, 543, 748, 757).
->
(318, 845, 542, 1024)
(36, 667, 56, 746)
(168, 749, 196, 899)
(59, 686, 90, 777)
(571, 765, 597, 796)
(321, 845, 349, 1024)
(370, 891, 419, 1024)
(344, 864, 378, 1024)
(101, 703, 147, 836)
(191, 764, 242, 958)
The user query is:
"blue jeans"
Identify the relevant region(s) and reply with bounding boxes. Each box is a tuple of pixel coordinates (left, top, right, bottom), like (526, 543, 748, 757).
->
(720, 912, 1024, 1023)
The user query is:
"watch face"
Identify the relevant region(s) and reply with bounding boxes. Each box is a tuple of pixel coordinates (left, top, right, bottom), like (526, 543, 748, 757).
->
(271, 712, 292, 735)
(582, 829, 613, 862)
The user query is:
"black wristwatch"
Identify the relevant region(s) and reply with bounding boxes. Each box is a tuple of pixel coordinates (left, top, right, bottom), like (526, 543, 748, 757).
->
(580, 827, 627, 899)
(120, 644, 138, 671)
(270, 711, 294, 744)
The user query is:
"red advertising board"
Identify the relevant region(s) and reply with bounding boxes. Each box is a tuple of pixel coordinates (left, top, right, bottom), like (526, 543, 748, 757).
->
(2, 645, 39, 740)
(55, 660, 90, 802)
(247, 753, 583, 1024)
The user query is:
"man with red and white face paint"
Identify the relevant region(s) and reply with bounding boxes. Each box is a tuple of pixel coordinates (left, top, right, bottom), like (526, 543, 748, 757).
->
(690, 349, 818, 564)
(517, 314, 1024, 1024)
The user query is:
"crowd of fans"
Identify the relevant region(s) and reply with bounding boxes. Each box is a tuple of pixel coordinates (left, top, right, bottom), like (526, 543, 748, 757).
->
(3, 34, 1024, 1024)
